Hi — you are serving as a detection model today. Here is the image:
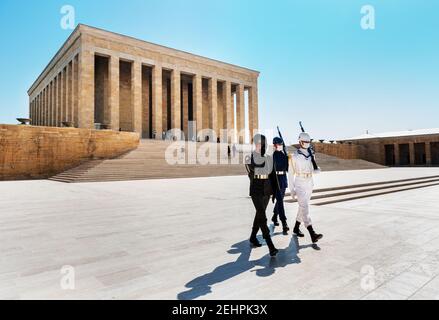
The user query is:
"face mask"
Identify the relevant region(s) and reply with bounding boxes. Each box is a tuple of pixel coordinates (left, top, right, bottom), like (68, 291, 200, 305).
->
(276, 145, 283, 151)
(301, 142, 310, 149)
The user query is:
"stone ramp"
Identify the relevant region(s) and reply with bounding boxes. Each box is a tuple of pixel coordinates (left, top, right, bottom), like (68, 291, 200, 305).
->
(49, 140, 384, 183)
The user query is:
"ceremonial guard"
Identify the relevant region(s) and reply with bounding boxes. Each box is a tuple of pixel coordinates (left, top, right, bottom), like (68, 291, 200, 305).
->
(245, 134, 279, 257)
(271, 136, 290, 235)
(288, 132, 323, 243)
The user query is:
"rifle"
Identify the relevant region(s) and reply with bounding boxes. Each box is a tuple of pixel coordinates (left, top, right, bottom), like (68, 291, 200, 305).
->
(299, 121, 319, 171)
(276, 126, 287, 155)
(276, 126, 289, 171)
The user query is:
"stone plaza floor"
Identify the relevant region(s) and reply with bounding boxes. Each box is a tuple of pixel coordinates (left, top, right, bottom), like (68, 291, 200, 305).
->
(1, 168, 439, 300)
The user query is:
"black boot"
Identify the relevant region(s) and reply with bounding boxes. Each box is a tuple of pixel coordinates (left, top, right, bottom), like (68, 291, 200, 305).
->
(282, 221, 290, 235)
(307, 225, 323, 243)
(249, 228, 262, 247)
(293, 221, 305, 237)
(265, 238, 279, 257)
(271, 214, 279, 227)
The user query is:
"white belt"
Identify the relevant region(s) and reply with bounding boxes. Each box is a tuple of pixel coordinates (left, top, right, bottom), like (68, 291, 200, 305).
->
(276, 171, 286, 175)
(295, 173, 312, 178)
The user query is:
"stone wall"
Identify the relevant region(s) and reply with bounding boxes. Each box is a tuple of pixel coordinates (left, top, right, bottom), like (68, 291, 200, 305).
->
(313, 143, 365, 160)
(0, 125, 139, 180)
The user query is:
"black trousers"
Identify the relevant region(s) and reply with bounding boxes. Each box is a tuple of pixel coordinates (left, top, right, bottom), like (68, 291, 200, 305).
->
(251, 195, 271, 240)
(272, 188, 287, 223)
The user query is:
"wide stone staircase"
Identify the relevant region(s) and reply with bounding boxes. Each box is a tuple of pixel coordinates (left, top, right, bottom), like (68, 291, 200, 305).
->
(49, 139, 384, 183)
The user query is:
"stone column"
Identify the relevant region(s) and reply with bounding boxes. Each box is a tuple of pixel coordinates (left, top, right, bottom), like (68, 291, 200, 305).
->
(60, 70, 65, 125)
(409, 142, 415, 166)
(47, 85, 51, 126)
(171, 68, 181, 131)
(57, 73, 62, 126)
(45, 86, 48, 126)
(224, 81, 233, 142)
(193, 74, 203, 136)
(49, 82, 53, 126)
(70, 59, 75, 124)
(41, 89, 44, 126)
(394, 143, 400, 166)
(236, 83, 245, 144)
(35, 95, 38, 125)
(73, 55, 79, 127)
(43, 87, 47, 126)
(42, 91, 46, 126)
(39, 93, 43, 126)
(53, 76, 57, 126)
(66, 63, 71, 123)
(132, 60, 142, 134)
(78, 49, 95, 129)
(182, 80, 189, 138)
(50, 81, 54, 126)
(108, 55, 120, 131)
(29, 100, 32, 125)
(208, 77, 218, 137)
(152, 64, 163, 139)
(426, 142, 432, 165)
(248, 84, 259, 138)
(37, 94, 40, 125)
(68, 61, 73, 123)
(31, 100, 35, 125)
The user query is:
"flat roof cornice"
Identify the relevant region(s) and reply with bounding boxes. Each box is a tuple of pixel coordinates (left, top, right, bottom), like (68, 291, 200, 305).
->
(78, 24, 260, 76)
(28, 25, 82, 94)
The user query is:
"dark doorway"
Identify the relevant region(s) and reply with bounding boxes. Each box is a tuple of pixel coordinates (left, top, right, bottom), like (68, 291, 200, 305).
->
(188, 83, 193, 121)
(94, 55, 109, 125)
(431, 142, 439, 165)
(399, 144, 410, 166)
(141, 65, 152, 139)
(414, 143, 426, 165)
(384, 145, 395, 166)
(119, 60, 133, 132)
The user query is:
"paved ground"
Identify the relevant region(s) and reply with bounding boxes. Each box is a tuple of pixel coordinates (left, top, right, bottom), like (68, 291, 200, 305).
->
(1, 168, 439, 300)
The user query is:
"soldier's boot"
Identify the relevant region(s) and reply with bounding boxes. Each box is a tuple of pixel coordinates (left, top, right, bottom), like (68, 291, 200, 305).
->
(265, 237, 279, 257)
(307, 225, 323, 243)
(249, 228, 262, 247)
(293, 221, 305, 237)
(282, 221, 290, 235)
(271, 214, 280, 227)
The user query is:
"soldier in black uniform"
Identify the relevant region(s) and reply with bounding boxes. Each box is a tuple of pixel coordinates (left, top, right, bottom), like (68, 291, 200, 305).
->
(271, 137, 290, 235)
(245, 134, 279, 257)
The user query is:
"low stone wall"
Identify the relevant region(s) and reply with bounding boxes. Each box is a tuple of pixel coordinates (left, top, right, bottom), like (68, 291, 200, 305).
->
(313, 142, 365, 160)
(0, 125, 139, 180)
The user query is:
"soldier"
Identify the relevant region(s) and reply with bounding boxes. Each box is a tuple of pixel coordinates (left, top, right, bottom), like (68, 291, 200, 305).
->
(288, 132, 323, 243)
(271, 137, 290, 235)
(245, 134, 279, 257)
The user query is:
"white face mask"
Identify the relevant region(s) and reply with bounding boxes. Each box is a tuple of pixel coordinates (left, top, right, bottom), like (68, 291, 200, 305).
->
(301, 142, 310, 149)
(276, 145, 283, 151)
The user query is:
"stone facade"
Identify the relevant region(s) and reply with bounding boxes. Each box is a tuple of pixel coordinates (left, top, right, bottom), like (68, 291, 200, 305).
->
(28, 24, 260, 143)
(313, 143, 366, 160)
(323, 133, 439, 166)
(0, 124, 139, 180)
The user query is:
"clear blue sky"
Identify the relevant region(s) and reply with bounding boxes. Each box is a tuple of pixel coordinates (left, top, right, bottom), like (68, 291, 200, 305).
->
(0, 0, 438, 141)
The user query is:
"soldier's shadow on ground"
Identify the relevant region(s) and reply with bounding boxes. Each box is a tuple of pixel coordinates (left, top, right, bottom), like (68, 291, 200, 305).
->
(177, 234, 317, 300)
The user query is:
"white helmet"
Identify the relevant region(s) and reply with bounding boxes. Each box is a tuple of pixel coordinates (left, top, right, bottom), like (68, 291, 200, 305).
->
(299, 132, 311, 142)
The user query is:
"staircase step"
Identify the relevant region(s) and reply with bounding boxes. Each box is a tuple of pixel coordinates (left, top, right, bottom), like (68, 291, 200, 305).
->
(311, 181, 439, 206)
(284, 175, 439, 206)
